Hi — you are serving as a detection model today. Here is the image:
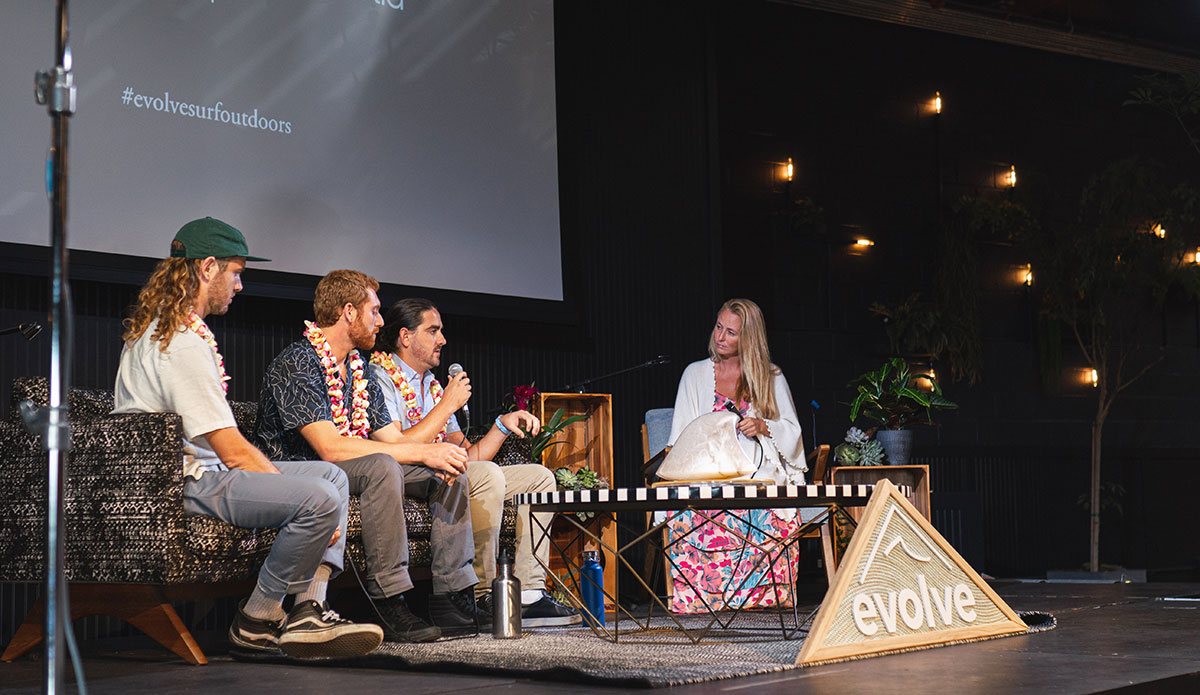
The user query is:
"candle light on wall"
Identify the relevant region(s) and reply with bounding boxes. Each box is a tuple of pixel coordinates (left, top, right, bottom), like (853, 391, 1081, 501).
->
(786, 157, 794, 182)
(1152, 223, 1166, 238)
(933, 91, 942, 114)
(854, 238, 874, 247)
(1088, 368, 1099, 388)
(1005, 165, 1017, 188)
(1024, 263, 1033, 286)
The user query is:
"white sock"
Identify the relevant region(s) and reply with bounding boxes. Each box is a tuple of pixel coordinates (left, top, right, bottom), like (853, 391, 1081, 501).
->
(521, 589, 544, 606)
(244, 585, 286, 621)
(295, 563, 333, 606)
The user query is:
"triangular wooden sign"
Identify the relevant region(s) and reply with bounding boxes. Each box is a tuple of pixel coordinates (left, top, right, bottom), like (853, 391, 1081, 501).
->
(797, 479, 1027, 666)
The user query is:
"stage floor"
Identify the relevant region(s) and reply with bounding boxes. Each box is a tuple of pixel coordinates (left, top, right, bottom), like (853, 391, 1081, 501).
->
(4, 581, 1200, 694)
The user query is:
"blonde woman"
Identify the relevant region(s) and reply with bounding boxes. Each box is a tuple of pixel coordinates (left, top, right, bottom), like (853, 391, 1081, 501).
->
(663, 298, 807, 612)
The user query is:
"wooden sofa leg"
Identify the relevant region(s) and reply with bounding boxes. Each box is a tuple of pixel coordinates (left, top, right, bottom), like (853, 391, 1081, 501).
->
(1, 584, 208, 666)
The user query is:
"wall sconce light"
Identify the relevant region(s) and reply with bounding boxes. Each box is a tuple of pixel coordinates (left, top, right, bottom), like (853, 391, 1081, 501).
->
(915, 368, 937, 391)
(1187, 246, 1200, 264)
(1023, 263, 1033, 286)
(786, 157, 794, 182)
(853, 238, 875, 248)
(1152, 223, 1166, 238)
(933, 91, 942, 114)
(1088, 368, 1099, 388)
(1005, 165, 1017, 188)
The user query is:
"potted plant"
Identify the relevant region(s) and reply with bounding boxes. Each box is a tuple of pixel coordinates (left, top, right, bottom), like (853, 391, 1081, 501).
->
(833, 427, 886, 466)
(847, 357, 957, 464)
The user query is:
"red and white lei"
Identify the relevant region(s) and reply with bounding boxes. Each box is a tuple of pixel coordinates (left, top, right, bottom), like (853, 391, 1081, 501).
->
(369, 351, 448, 442)
(304, 321, 371, 439)
(186, 311, 230, 394)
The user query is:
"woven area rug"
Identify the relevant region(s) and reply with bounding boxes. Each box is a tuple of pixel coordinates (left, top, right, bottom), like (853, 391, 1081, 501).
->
(236, 610, 1054, 688)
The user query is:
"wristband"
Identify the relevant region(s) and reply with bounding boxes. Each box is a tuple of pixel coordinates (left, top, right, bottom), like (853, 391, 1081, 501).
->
(495, 415, 512, 436)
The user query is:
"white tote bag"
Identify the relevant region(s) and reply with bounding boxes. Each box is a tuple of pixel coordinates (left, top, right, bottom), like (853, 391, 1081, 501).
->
(656, 411, 756, 482)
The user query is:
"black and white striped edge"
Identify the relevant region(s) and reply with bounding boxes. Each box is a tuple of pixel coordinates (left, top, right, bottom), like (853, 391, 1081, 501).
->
(514, 483, 908, 506)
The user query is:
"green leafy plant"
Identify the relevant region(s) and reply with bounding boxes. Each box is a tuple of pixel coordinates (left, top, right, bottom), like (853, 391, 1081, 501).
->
(554, 466, 609, 522)
(848, 358, 957, 430)
(527, 407, 589, 462)
(833, 427, 885, 466)
(554, 466, 608, 491)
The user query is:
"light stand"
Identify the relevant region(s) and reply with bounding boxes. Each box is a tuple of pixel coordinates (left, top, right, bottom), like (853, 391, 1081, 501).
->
(562, 355, 670, 393)
(29, 2, 77, 693)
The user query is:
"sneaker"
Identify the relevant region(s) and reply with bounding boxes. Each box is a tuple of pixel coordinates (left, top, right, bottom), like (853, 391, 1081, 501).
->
(476, 590, 494, 618)
(522, 590, 583, 628)
(229, 599, 286, 653)
(277, 600, 384, 658)
(375, 594, 442, 643)
(428, 588, 491, 637)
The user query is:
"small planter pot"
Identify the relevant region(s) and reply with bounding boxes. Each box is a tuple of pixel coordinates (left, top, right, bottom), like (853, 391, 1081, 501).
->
(874, 429, 913, 465)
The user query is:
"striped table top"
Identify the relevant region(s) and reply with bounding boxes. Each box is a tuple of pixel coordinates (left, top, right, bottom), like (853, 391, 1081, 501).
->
(514, 482, 906, 512)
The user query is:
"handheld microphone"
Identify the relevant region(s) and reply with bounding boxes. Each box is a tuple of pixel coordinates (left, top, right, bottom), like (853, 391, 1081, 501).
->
(722, 399, 743, 421)
(447, 363, 469, 415)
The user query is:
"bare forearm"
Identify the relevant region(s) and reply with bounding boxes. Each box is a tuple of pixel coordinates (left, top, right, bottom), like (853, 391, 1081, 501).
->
(207, 427, 279, 474)
(468, 425, 508, 462)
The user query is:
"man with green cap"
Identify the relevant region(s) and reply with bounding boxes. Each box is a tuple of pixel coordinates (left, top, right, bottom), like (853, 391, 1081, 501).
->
(112, 217, 385, 658)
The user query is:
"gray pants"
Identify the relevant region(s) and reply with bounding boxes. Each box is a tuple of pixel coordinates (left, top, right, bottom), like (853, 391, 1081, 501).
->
(332, 453, 478, 598)
(183, 459, 348, 601)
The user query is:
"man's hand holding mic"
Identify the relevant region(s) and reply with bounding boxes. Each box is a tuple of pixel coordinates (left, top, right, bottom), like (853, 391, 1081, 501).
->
(443, 363, 472, 412)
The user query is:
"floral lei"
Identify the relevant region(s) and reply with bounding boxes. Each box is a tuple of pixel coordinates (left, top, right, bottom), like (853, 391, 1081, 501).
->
(186, 311, 230, 394)
(303, 321, 371, 439)
(369, 351, 449, 443)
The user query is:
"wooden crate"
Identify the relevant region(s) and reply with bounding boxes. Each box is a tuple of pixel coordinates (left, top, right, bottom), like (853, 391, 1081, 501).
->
(536, 393, 617, 608)
(830, 464, 931, 522)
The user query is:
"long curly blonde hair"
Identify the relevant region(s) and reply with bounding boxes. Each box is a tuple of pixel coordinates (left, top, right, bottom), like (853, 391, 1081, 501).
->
(708, 298, 780, 420)
(123, 257, 226, 351)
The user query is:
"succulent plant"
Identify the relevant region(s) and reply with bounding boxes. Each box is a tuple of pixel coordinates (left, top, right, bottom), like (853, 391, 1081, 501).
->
(834, 427, 886, 466)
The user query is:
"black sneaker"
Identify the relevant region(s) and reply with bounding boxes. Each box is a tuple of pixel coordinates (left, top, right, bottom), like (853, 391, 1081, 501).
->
(476, 590, 494, 618)
(522, 590, 583, 628)
(229, 599, 286, 653)
(428, 588, 491, 637)
(277, 600, 384, 658)
(375, 594, 442, 643)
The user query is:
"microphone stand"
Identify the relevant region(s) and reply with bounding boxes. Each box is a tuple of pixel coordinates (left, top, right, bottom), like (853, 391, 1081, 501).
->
(30, 2, 77, 693)
(562, 355, 670, 393)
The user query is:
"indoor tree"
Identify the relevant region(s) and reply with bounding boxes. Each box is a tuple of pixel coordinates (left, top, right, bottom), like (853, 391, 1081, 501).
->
(1020, 157, 1200, 572)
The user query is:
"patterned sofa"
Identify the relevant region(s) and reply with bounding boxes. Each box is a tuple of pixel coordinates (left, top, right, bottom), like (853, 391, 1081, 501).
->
(0, 376, 522, 664)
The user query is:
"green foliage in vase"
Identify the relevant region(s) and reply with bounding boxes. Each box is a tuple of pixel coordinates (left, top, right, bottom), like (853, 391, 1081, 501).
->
(848, 358, 957, 430)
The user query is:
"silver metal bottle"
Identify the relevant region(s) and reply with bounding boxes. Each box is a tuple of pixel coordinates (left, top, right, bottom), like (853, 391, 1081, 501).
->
(491, 547, 522, 639)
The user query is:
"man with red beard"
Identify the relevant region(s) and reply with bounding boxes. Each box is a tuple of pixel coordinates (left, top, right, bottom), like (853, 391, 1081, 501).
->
(255, 270, 482, 640)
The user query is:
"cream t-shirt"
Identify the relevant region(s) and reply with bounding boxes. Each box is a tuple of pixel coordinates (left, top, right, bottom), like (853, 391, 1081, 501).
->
(112, 318, 236, 479)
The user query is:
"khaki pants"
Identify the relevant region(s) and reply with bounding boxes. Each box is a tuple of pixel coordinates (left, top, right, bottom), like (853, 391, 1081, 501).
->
(466, 461, 555, 593)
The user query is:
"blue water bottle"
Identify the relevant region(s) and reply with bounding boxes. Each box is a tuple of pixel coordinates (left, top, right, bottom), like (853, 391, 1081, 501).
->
(580, 550, 606, 627)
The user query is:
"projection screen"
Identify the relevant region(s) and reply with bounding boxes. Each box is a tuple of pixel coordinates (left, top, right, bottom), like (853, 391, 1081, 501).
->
(0, 0, 563, 301)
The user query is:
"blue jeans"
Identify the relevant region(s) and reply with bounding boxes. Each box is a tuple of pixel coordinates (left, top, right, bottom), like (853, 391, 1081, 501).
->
(182, 460, 348, 600)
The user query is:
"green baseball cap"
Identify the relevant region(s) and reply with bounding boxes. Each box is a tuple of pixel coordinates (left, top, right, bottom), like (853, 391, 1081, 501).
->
(170, 217, 270, 262)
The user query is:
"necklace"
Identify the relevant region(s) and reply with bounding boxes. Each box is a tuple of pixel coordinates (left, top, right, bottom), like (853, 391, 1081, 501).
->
(303, 321, 371, 438)
(186, 311, 229, 394)
(369, 351, 448, 442)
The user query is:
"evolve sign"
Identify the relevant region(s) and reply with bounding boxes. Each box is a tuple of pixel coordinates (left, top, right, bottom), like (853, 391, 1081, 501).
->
(796, 480, 1027, 666)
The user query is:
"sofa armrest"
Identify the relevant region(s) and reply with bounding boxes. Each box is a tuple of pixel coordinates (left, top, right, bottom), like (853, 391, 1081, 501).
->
(0, 411, 192, 583)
